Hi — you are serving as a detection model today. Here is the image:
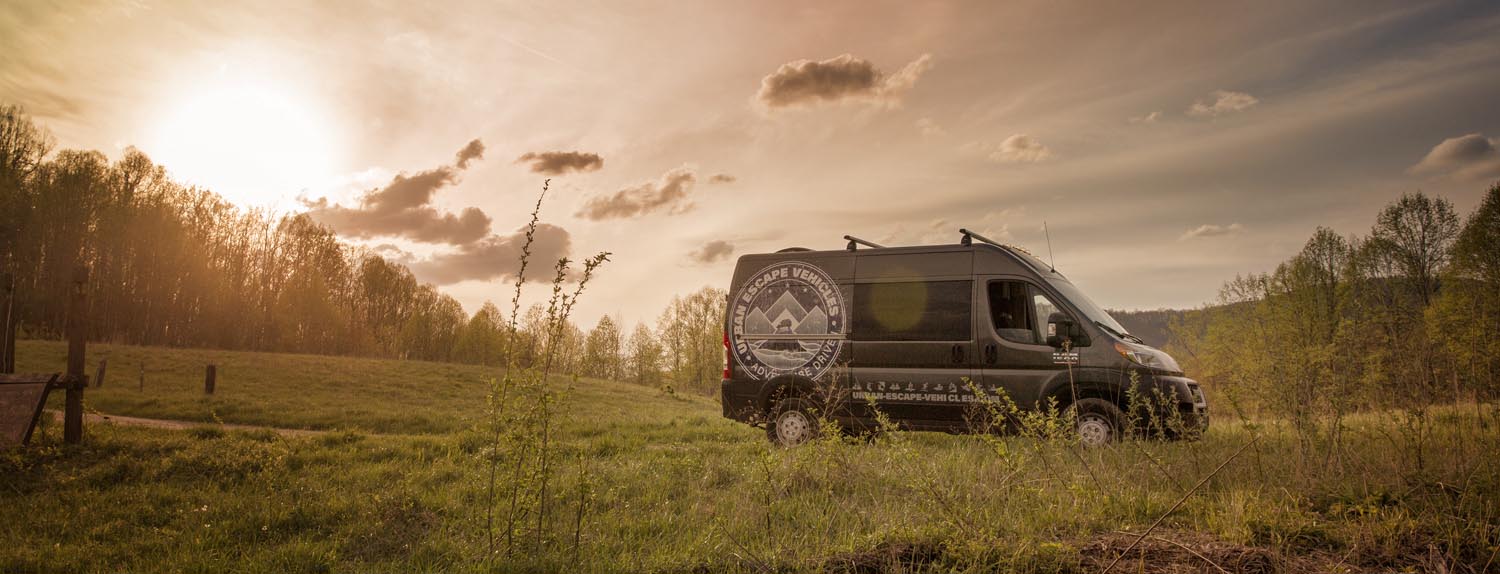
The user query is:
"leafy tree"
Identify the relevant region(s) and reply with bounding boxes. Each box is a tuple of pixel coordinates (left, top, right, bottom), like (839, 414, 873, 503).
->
(582, 315, 623, 380)
(625, 322, 663, 386)
(1369, 192, 1460, 306)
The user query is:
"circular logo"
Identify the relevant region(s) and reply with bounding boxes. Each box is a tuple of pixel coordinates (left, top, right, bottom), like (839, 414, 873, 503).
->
(729, 261, 846, 381)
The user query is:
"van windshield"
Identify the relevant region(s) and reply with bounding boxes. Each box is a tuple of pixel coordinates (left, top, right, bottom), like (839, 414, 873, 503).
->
(1044, 278, 1131, 337)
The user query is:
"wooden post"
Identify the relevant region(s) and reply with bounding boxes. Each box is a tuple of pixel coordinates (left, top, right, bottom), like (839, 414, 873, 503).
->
(1, 272, 14, 374)
(64, 266, 87, 444)
(204, 364, 216, 395)
(94, 358, 107, 388)
(138, 362, 144, 392)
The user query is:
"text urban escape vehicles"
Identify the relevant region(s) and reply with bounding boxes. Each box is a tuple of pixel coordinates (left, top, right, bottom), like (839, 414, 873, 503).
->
(720, 230, 1209, 446)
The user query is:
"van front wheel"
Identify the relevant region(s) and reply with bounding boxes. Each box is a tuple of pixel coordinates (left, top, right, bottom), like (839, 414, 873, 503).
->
(766, 398, 820, 447)
(1068, 398, 1124, 446)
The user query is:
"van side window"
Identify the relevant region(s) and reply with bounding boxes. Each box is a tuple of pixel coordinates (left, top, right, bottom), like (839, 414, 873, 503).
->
(987, 281, 1036, 344)
(853, 281, 972, 341)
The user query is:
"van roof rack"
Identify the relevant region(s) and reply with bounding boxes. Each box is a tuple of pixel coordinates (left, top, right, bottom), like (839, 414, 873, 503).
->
(843, 235, 885, 251)
(959, 228, 1004, 248)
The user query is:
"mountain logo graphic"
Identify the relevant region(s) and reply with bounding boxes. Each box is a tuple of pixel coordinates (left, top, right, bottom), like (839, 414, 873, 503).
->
(729, 261, 846, 381)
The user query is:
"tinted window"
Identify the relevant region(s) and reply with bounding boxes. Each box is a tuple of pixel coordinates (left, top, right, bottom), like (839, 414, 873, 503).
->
(987, 281, 1035, 344)
(854, 281, 972, 341)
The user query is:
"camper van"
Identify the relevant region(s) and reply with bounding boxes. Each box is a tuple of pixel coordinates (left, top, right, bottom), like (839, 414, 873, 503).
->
(720, 230, 1209, 446)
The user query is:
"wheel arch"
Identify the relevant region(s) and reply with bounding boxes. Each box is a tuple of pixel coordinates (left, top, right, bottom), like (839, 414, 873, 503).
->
(1038, 369, 1128, 411)
(756, 375, 821, 414)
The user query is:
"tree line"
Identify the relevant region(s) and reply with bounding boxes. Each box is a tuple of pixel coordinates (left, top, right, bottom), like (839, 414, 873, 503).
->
(1168, 184, 1500, 445)
(0, 105, 730, 393)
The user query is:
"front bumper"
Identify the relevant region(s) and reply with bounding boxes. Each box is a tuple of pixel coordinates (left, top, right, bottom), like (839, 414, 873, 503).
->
(1145, 374, 1209, 434)
(1176, 378, 1210, 433)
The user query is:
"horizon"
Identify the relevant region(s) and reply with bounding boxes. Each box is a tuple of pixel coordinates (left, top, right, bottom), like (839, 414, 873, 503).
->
(5, 1, 1500, 328)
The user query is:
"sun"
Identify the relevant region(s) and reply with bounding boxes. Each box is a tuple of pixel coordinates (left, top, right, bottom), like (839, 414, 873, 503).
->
(147, 76, 338, 210)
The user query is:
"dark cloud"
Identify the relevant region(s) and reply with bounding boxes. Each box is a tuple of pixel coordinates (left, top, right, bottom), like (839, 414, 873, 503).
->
(689, 240, 734, 264)
(516, 151, 603, 175)
(708, 173, 737, 184)
(576, 166, 697, 220)
(757, 53, 932, 109)
(303, 140, 492, 245)
(1409, 133, 1500, 180)
(408, 223, 572, 285)
(454, 139, 485, 169)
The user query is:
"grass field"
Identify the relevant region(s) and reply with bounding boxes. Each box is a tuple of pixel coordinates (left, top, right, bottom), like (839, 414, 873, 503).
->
(4, 340, 1499, 573)
(13, 339, 702, 434)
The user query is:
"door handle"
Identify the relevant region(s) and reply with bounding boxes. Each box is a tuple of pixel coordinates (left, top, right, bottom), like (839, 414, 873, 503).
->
(984, 343, 998, 365)
(951, 344, 966, 364)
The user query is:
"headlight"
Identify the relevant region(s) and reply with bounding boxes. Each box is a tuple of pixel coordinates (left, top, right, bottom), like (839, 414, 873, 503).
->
(1113, 341, 1181, 373)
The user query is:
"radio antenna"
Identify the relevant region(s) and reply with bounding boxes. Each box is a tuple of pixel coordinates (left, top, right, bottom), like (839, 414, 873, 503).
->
(1043, 221, 1057, 272)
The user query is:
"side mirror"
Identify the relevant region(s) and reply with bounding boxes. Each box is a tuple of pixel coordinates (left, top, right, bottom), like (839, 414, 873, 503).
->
(1046, 312, 1084, 347)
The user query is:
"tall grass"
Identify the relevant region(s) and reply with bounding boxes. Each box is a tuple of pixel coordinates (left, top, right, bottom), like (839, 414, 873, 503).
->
(481, 180, 611, 564)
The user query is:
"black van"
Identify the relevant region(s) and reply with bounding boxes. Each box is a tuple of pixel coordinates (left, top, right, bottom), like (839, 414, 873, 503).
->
(720, 230, 1208, 446)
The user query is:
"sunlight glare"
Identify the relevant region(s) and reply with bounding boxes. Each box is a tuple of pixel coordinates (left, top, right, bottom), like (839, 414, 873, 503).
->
(148, 77, 337, 210)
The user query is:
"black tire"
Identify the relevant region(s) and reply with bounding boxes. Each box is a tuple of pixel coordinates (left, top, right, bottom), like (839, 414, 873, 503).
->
(1067, 398, 1125, 446)
(766, 397, 821, 447)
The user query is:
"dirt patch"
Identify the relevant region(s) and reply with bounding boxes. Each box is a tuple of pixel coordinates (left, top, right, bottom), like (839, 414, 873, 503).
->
(48, 410, 327, 437)
(820, 540, 946, 574)
(1079, 531, 1359, 574)
(815, 530, 1378, 573)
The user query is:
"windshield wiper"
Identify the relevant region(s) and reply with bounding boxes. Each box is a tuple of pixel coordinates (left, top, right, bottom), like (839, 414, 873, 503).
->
(1094, 320, 1144, 344)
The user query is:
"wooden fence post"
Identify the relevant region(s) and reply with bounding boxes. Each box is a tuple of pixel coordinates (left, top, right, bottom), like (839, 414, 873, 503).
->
(204, 364, 216, 395)
(1, 272, 14, 374)
(94, 358, 107, 388)
(64, 265, 87, 444)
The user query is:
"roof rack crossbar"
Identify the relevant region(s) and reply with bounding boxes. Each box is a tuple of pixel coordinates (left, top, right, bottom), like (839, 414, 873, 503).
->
(959, 228, 1004, 248)
(843, 235, 885, 251)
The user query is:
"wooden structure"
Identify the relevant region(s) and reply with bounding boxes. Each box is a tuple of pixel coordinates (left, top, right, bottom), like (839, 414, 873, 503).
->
(0, 265, 89, 446)
(1, 272, 15, 374)
(0, 373, 78, 446)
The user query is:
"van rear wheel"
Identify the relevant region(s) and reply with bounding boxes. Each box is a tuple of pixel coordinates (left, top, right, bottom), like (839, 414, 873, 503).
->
(766, 398, 820, 447)
(1068, 398, 1124, 446)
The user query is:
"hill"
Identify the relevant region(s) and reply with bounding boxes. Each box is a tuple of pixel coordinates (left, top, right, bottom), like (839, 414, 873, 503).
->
(1109, 308, 1194, 349)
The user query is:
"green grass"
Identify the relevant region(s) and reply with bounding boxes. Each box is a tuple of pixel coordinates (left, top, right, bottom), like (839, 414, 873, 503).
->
(4, 340, 1499, 573)
(15, 339, 711, 434)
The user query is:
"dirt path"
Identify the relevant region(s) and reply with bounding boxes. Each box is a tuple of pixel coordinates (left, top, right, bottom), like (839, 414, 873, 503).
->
(48, 411, 328, 437)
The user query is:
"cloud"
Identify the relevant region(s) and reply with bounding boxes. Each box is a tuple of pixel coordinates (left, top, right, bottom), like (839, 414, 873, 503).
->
(981, 134, 1055, 163)
(688, 240, 734, 264)
(1129, 111, 1161, 124)
(1187, 90, 1259, 117)
(1408, 133, 1500, 180)
(303, 140, 492, 245)
(516, 151, 603, 175)
(916, 117, 946, 136)
(756, 53, 933, 109)
(408, 223, 572, 285)
(576, 166, 697, 220)
(708, 173, 737, 184)
(454, 139, 485, 169)
(1179, 223, 1245, 240)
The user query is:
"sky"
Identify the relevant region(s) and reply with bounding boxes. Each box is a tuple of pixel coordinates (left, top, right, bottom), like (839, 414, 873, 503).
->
(4, 0, 1500, 330)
